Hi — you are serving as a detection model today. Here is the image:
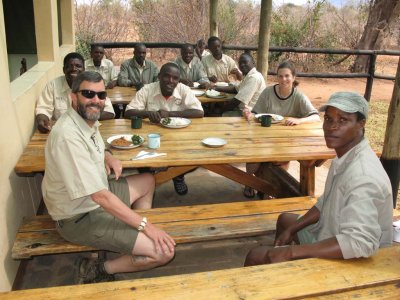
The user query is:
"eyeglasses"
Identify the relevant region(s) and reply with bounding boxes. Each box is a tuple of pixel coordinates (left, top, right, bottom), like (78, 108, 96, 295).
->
(78, 90, 107, 100)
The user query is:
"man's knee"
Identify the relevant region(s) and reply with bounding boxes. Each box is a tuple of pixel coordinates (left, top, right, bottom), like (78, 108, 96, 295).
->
(277, 212, 298, 229)
(153, 249, 175, 266)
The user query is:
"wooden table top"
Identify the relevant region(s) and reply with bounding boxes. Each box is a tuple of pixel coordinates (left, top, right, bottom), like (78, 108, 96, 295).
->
(15, 117, 335, 176)
(107, 86, 234, 105)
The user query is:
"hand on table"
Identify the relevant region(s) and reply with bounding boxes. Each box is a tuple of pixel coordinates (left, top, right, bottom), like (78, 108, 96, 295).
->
(106, 81, 117, 89)
(284, 117, 301, 126)
(37, 115, 52, 133)
(263, 246, 293, 264)
(209, 75, 218, 83)
(243, 107, 254, 121)
(144, 222, 176, 254)
(148, 110, 169, 123)
(180, 79, 194, 87)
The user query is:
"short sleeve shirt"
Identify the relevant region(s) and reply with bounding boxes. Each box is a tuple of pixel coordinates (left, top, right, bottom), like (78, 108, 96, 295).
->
(125, 82, 204, 112)
(201, 54, 239, 82)
(35, 75, 115, 120)
(234, 68, 266, 110)
(42, 108, 108, 220)
(85, 58, 118, 85)
(173, 57, 209, 84)
(253, 85, 318, 117)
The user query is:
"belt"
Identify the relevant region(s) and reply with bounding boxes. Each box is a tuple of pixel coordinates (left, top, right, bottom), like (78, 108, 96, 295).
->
(56, 212, 89, 228)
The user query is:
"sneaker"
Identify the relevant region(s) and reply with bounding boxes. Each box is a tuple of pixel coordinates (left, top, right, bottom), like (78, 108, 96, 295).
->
(173, 175, 188, 195)
(77, 258, 115, 284)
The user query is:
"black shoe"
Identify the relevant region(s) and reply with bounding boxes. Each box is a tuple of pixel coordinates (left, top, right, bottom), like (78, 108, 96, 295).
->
(77, 258, 115, 284)
(173, 176, 188, 195)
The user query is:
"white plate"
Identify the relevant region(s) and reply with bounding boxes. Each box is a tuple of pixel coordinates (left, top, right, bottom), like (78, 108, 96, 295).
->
(107, 134, 144, 149)
(160, 117, 191, 128)
(215, 82, 229, 87)
(205, 90, 226, 99)
(255, 113, 284, 124)
(202, 137, 227, 148)
(192, 90, 205, 96)
(192, 82, 200, 88)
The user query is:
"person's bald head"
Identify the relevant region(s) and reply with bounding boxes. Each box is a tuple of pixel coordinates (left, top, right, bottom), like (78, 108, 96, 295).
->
(181, 44, 195, 64)
(134, 43, 147, 66)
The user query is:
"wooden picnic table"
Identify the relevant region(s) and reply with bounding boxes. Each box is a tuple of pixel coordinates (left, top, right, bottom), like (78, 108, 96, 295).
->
(106, 86, 234, 105)
(15, 117, 335, 196)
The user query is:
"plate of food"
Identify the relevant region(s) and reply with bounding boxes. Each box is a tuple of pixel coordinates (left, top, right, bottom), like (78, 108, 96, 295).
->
(215, 82, 229, 87)
(205, 89, 226, 99)
(160, 117, 191, 128)
(202, 137, 227, 148)
(107, 134, 144, 149)
(192, 90, 205, 97)
(254, 113, 284, 124)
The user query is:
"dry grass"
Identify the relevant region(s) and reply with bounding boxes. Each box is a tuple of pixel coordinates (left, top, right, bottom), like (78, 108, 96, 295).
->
(366, 100, 400, 208)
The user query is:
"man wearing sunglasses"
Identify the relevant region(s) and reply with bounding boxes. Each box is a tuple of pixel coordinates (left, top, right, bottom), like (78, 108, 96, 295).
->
(42, 71, 175, 284)
(35, 52, 115, 133)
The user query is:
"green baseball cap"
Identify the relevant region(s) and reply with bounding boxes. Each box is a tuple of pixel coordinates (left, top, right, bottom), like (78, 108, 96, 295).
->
(319, 92, 368, 119)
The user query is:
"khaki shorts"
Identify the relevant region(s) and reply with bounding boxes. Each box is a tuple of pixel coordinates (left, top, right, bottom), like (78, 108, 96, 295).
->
(296, 215, 318, 245)
(57, 178, 138, 255)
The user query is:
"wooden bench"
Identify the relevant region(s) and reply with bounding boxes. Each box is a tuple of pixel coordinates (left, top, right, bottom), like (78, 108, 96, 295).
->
(3, 244, 400, 299)
(12, 196, 316, 259)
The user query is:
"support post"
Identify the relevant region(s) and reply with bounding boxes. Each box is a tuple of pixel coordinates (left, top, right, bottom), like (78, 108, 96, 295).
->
(381, 57, 400, 208)
(209, 0, 218, 37)
(257, 0, 273, 82)
(364, 54, 376, 101)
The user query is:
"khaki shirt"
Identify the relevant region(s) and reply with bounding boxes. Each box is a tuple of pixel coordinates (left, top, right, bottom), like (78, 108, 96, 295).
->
(235, 68, 266, 110)
(118, 58, 159, 87)
(201, 54, 239, 82)
(85, 58, 118, 85)
(309, 139, 393, 258)
(42, 108, 108, 220)
(125, 82, 203, 112)
(253, 85, 318, 117)
(174, 57, 209, 84)
(35, 76, 115, 120)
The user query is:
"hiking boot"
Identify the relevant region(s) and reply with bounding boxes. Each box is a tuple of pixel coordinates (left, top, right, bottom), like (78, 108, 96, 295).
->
(173, 175, 188, 195)
(77, 258, 115, 284)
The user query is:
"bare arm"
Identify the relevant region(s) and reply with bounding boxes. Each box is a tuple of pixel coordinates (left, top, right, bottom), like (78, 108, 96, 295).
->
(125, 109, 204, 123)
(214, 85, 237, 94)
(284, 114, 321, 126)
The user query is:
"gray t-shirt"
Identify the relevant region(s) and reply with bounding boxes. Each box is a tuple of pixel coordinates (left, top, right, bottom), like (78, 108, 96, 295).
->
(253, 85, 318, 117)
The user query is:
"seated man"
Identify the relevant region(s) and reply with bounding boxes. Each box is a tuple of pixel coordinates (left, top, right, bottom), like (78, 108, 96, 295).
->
(245, 92, 393, 266)
(85, 45, 118, 89)
(35, 52, 115, 133)
(124, 63, 204, 195)
(118, 43, 159, 90)
(195, 38, 210, 60)
(174, 43, 210, 88)
(42, 71, 175, 284)
(202, 36, 242, 83)
(214, 53, 266, 116)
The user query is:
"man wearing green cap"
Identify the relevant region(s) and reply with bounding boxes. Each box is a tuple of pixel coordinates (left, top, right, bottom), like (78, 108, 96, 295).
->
(245, 91, 393, 266)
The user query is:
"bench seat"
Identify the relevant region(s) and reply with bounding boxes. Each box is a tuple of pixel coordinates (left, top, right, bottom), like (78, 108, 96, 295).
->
(12, 196, 316, 259)
(3, 244, 400, 299)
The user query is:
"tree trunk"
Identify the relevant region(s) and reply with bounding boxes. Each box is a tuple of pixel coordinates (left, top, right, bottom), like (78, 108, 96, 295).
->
(257, 0, 273, 83)
(352, 0, 400, 73)
(381, 57, 400, 207)
(209, 0, 218, 37)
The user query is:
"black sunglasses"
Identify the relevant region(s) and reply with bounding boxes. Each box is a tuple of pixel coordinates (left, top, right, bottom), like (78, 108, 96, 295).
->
(78, 90, 107, 100)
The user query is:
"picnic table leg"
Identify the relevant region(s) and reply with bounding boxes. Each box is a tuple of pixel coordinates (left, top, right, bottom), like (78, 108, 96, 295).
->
(299, 160, 326, 197)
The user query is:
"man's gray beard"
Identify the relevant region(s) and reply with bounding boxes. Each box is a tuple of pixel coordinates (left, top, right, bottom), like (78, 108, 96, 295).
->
(77, 102, 103, 121)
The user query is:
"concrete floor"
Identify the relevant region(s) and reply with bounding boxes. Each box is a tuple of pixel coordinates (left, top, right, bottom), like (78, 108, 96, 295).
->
(14, 163, 329, 290)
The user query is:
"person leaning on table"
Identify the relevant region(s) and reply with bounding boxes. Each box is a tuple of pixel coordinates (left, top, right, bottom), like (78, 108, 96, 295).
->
(85, 45, 118, 89)
(244, 92, 393, 266)
(35, 52, 115, 133)
(242, 60, 320, 199)
(42, 71, 175, 284)
(213, 52, 266, 116)
(124, 62, 204, 196)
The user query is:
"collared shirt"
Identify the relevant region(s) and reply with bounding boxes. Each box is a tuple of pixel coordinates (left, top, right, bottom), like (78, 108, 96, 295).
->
(35, 76, 115, 120)
(234, 67, 266, 110)
(117, 58, 159, 87)
(309, 138, 393, 258)
(201, 54, 240, 82)
(125, 82, 203, 112)
(252, 85, 318, 117)
(174, 57, 209, 84)
(85, 58, 118, 85)
(42, 107, 109, 220)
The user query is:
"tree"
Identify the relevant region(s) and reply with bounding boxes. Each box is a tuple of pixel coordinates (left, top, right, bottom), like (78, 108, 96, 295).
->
(352, 0, 400, 73)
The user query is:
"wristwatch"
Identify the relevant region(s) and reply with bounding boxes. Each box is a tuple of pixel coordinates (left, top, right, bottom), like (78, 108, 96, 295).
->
(138, 217, 147, 232)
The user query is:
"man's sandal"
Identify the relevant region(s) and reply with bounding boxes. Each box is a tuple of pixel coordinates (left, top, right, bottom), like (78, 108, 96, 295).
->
(243, 186, 255, 198)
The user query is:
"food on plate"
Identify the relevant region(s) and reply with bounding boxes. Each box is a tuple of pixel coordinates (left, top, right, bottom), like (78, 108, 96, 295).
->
(111, 137, 132, 147)
(161, 117, 188, 127)
(206, 89, 221, 97)
(131, 134, 143, 145)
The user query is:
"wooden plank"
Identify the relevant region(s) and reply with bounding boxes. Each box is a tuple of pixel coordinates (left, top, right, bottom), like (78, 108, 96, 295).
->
(203, 164, 280, 196)
(4, 245, 400, 299)
(155, 166, 197, 185)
